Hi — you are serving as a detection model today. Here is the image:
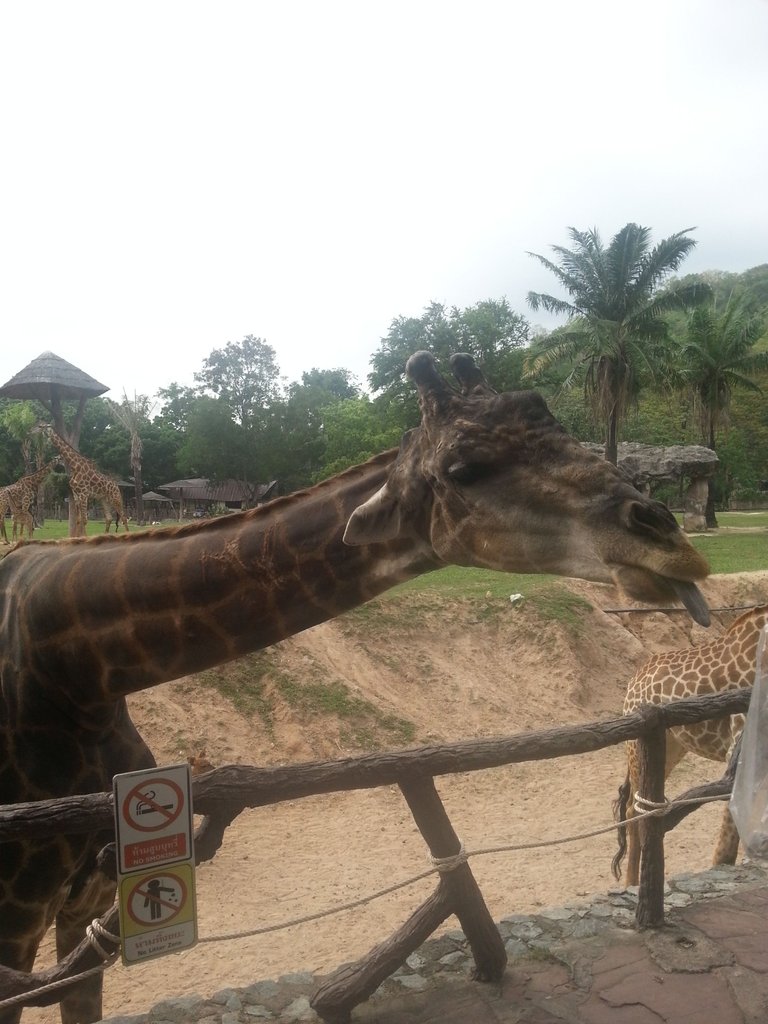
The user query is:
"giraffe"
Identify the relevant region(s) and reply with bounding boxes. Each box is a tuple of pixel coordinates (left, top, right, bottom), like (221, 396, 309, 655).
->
(33, 424, 129, 536)
(0, 461, 61, 542)
(0, 487, 12, 543)
(612, 604, 768, 887)
(0, 352, 711, 1024)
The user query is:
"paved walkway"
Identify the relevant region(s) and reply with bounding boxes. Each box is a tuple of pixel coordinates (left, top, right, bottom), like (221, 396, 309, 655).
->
(355, 882, 768, 1023)
(99, 863, 768, 1024)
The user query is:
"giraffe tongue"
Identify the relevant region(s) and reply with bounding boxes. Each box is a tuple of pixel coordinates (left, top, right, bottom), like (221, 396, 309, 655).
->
(670, 579, 711, 627)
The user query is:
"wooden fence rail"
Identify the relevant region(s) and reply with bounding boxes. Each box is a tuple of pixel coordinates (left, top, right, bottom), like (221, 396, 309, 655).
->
(0, 686, 752, 1023)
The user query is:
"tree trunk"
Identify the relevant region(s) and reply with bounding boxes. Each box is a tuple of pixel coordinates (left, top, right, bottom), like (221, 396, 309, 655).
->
(133, 464, 145, 526)
(705, 427, 718, 529)
(605, 411, 619, 466)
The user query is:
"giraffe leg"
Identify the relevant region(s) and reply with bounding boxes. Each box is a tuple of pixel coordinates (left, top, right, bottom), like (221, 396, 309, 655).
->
(713, 803, 740, 866)
(623, 742, 642, 887)
(55, 868, 116, 1024)
(14, 511, 34, 541)
(0, 902, 55, 1024)
(712, 729, 744, 867)
(0, 936, 42, 1024)
(622, 736, 687, 887)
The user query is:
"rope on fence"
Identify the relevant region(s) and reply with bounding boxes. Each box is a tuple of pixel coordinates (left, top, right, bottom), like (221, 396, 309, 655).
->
(190, 791, 732, 943)
(0, 789, 731, 1014)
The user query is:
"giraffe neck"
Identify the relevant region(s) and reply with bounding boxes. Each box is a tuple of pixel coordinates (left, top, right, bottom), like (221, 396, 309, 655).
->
(43, 427, 84, 469)
(21, 463, 55, 488)
(6, 451, 440, 715)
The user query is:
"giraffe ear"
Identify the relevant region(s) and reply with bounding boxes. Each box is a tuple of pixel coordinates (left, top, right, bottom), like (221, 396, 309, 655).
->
(343, 487, 402, 546)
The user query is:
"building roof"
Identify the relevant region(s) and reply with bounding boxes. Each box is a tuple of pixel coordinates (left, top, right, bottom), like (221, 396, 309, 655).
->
(0, 351, 108, 401)
(157, 478, 278, 503)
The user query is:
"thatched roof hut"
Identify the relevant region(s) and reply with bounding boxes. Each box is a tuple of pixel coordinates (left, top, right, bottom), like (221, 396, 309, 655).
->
(0, 351, 108, 402)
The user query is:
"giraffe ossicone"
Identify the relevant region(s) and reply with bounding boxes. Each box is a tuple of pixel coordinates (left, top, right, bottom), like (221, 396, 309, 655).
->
(612, 604, 768, 886)
(1, 351, 710, 1024)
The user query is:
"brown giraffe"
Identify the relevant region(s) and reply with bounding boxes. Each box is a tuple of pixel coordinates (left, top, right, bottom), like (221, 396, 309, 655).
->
(0, 487, 12, 543)
(0, 353, 710, 1024)
(612, 604, 768, 887)
(0, 461, 61, 542)
(34, 423, 129, 536)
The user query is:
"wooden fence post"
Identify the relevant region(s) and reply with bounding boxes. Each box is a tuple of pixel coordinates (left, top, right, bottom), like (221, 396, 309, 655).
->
(310, 775, 506, 1024)
(399, 776, 506, 981)
(636, 719, 667, 928)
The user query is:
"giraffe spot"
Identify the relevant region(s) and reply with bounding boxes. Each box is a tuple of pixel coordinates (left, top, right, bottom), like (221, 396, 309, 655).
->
(0, 840, 26, 878)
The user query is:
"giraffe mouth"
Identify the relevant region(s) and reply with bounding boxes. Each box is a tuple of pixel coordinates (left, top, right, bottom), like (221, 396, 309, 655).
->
(669, 578, 711, 627)
(611, 566, 711, 627)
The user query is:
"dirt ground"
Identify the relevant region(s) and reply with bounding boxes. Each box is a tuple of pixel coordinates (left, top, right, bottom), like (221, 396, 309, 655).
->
(27, 570, 768, 1022)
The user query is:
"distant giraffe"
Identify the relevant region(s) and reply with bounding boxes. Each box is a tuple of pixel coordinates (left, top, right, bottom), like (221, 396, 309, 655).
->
(0, 487, 12, 543)
(612, 604, 768, 886)
(0, 461, 60, 541)
(34, 423, 129, 536)
(1, 353, 711, 1024)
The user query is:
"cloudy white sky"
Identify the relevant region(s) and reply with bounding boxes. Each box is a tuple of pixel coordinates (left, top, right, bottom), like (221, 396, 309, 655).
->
(1, 0, 766, 402)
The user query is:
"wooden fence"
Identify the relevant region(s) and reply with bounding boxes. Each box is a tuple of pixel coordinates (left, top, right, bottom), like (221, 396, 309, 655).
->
(0, 687, 751, 1024)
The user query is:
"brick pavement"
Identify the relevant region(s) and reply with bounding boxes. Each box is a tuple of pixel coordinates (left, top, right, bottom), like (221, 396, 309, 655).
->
(355, 885, 768, 1023)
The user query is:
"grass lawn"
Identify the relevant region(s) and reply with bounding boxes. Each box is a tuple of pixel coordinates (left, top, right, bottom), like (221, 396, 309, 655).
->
(12, 519, 175, 541)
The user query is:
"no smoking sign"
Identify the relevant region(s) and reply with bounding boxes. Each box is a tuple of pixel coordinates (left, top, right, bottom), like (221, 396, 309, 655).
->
(114, 764, 193, 873)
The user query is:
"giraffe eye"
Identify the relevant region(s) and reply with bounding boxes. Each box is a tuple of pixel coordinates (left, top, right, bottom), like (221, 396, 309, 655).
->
(446, 461, 493, 486)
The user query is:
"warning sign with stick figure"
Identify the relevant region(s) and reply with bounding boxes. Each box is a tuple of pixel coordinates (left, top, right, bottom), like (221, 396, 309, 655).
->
(114, 763, 198, 964)
(119, 863, 197, 964)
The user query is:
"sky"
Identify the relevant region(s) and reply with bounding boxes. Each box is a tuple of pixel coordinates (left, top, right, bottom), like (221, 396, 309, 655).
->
(0, 0, 766, 404)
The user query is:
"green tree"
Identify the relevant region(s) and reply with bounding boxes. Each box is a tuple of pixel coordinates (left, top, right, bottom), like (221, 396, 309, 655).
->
(275, 369, 362, 491)
(195, 335, 283, 429)
(678, 296, 768, 525)
(155, 382, 200, 432)
(369, 299, 529, 415)
(0, 402, 45, 474)
(0, 400, 23, 484)
(176, 397, 245, 481)
(526, 223, 708, 464)
(451, 298, 529, 391)
(106, 392, 154, 524)
(0, 401, 52, 525)
(316, 396, 404, 479)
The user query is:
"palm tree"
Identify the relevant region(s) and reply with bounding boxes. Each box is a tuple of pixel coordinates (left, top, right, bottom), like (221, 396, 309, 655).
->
(107, 392, 153, 525)
(526, 223, 708, 464)
(679, 295, 768, 526)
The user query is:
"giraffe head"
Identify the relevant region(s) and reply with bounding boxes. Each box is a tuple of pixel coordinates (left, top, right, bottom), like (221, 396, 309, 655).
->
(344, 352, 710, 624)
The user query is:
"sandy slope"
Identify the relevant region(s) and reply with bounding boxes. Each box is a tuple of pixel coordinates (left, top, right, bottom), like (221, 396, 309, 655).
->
(27, 570, 768, 1022)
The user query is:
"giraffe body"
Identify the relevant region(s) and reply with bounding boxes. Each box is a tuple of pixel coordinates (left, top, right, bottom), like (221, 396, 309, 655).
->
(1, 353, 711, 1023)
(0, 462, 60, 542)
(613, 604, 768, 886)
(34, 425, 128, 535)
(0, 488, 12, 543)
